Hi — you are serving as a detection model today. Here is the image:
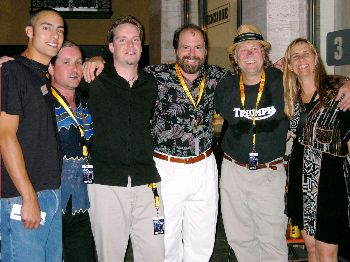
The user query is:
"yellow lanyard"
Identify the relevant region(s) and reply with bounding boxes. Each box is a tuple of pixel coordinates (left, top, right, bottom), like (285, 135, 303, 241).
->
(148, 183, 160, 211)
(239, 71, 266, 148)
(51, 87, 89, 157)
(175, 64, 206, 111)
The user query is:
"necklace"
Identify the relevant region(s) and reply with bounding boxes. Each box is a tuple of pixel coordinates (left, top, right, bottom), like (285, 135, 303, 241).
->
(127, 74, 138, 84)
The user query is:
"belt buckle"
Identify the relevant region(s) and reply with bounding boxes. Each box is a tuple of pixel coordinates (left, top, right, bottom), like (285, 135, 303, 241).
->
(184, 157, 192, 164)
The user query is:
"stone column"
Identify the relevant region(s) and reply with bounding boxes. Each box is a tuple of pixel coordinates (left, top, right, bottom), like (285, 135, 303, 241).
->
(149, 0, 202, 64)
(149, 0, 182, 64)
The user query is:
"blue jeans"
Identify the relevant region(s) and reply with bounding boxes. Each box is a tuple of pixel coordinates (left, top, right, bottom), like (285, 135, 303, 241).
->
(1, 189, 62, 262)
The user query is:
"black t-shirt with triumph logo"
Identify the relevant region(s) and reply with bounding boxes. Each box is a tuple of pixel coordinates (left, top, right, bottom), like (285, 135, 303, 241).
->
(1, 55, 62, 198)
(215, 67, 288, 164)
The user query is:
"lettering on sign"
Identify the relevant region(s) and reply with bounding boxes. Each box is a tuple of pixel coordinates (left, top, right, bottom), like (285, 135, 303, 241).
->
(207, 3, 230, 28)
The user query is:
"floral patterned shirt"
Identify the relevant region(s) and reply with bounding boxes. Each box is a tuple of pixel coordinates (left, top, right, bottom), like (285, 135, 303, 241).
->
(145, 64, 230, 157)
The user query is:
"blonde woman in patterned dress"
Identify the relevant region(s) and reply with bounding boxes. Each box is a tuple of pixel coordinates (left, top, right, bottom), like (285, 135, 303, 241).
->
(284, 38, 350, 262)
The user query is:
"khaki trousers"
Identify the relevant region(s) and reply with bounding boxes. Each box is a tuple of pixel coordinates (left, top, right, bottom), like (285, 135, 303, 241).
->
(88, 182, 164, 262)
(220, 158, 288, 262)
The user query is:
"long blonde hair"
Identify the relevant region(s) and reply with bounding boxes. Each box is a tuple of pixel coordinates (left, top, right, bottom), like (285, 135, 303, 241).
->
(283, 38, 328, 119)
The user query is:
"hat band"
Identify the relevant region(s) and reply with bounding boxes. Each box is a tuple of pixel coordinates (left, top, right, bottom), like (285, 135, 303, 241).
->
(234, 32, 264, 44)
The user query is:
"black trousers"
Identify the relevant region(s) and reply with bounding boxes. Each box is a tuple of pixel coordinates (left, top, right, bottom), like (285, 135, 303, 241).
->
(63, 198, 96, 262)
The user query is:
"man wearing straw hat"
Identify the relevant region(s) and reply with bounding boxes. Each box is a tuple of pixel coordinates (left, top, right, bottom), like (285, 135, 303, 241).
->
(215, 24, 289, 262)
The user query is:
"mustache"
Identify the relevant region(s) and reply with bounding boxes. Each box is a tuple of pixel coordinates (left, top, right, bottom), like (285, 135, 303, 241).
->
(182, 56, 201, 61)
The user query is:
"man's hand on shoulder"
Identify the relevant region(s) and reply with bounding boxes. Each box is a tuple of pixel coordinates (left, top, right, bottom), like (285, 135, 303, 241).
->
(0, 56, 14, 67)
(82, 56, 106, 83)
(336, 80, 350, 111)
(272, 58, 285, 72)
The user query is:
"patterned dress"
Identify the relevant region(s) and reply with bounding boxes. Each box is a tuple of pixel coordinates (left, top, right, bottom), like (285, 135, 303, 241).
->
(287, 80, 350, 244)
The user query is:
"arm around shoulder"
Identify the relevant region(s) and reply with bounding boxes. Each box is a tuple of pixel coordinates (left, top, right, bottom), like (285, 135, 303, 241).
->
(336, 78, 350, 111)
(82, 56, 106, 83)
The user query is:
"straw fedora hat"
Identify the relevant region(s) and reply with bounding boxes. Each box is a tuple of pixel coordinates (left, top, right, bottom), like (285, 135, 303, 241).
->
(227, 24, 271, 54)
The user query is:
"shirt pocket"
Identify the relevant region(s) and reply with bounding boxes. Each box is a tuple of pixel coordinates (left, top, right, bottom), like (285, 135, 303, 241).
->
(315, 126, 333, 144)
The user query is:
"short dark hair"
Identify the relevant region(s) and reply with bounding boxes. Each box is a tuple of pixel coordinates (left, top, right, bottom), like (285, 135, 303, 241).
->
(173, 24, 208, 50)
(50, 40, 81, 65)
(28, 8, 63, 27)
(106, 16, 144, 43)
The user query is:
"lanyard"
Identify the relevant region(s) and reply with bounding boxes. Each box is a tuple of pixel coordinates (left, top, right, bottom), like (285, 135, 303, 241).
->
(148, 183, 160, 214)
(174, 64, 206, 111)
(51, 87, 89, 157)
(239, 71, 266, 150)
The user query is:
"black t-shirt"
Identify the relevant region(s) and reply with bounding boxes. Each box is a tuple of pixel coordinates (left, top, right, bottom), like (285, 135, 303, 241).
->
(1, 55, 62, 198)
(81, 62, 160, 186)
(215, 67, 288, 163)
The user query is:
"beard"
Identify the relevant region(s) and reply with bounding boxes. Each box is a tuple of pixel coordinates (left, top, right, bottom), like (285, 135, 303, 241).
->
(176, 55, 205, 74)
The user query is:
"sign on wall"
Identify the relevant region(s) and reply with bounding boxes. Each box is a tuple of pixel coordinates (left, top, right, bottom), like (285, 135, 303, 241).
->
(207, 3, 230, 28)
(327, 29, 350, 66)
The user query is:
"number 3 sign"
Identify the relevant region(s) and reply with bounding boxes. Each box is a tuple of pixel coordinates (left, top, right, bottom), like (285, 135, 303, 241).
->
(327, 29, 350, 66)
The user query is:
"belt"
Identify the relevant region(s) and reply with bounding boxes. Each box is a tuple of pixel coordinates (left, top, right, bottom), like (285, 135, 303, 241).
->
(223, 154, 283, 170)
(153, 149, 213, 164)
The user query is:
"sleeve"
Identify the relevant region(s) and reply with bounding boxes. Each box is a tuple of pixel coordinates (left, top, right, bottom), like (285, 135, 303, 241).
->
(215, 78, 224, 114)
(1, 63, 23, 116)
(143, 65, 151, 74)
(77, 80, 90, 100)
(143, 65, 159, 78)
(339, 109, 350, 142)
(215, 66, 232, 84)
(215, 73, 236, 114)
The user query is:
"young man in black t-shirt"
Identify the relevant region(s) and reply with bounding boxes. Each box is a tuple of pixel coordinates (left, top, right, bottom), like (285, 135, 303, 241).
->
(0, 9, 64, 262)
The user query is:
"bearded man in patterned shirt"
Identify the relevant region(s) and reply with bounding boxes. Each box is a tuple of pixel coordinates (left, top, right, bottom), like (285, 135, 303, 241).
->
(145, 24, 230, 262)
